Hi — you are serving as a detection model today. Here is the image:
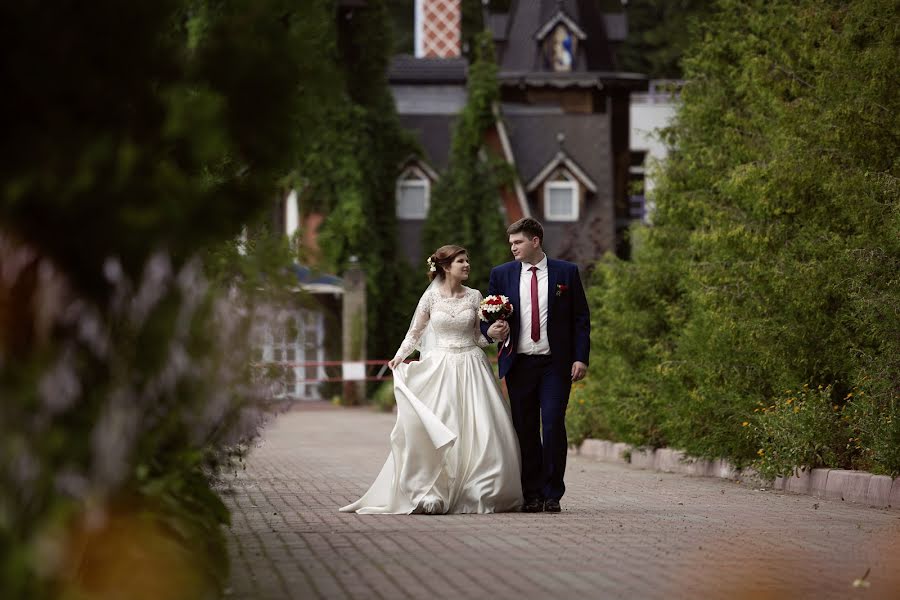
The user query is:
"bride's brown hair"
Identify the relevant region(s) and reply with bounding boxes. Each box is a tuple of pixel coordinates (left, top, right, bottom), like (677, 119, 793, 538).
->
(427, 245, 468, 281)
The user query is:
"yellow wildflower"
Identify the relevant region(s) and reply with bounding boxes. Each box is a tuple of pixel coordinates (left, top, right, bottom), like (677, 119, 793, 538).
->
(742, 421, 749, 427)
(757, 448, 764, 456)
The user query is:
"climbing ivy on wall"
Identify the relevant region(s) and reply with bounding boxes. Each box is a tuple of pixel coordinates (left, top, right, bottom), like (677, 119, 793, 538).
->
(422, 31, 512, 293)
(298, 0, 419, 363)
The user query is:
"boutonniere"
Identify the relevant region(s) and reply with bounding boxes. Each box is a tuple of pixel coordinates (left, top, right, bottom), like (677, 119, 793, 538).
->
(556, 283, 568, 297)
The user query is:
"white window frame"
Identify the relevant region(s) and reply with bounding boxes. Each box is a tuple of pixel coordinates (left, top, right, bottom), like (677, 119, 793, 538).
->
(396, 171, 430, 220)
(543, 180, 579, 221)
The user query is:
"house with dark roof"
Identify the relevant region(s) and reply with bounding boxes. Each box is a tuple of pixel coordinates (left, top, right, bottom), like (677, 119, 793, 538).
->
(391, 0, 647, 268)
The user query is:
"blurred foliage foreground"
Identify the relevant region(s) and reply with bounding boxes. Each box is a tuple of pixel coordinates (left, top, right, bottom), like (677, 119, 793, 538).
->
(0, 1, 344, 598)
(568, 0, 900, 478)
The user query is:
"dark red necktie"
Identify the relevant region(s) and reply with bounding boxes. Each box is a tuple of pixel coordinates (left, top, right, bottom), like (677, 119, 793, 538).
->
(529, 266, 540, 341)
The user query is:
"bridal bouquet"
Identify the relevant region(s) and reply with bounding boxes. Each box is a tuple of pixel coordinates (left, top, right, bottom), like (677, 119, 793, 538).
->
(479, 294, 514, 323)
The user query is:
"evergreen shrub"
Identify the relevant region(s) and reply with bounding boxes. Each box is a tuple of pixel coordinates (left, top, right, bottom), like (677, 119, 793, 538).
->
(566, 0, 900, 477)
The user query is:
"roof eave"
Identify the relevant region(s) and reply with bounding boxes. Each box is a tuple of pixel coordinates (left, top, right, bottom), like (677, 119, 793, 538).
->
(533, 11, 588, 41)
(498, 71, 649, 91)
(525, 151, 598, 194)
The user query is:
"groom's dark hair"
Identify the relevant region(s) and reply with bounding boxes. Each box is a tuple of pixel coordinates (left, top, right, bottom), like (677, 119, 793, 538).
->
(507, 218, 544, 244)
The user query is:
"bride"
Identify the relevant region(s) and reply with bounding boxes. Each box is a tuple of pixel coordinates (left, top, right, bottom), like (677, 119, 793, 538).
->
(340, 245, 522, 515)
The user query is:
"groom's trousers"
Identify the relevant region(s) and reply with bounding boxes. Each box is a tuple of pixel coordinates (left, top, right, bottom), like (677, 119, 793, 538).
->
(505, 354, 571, 502)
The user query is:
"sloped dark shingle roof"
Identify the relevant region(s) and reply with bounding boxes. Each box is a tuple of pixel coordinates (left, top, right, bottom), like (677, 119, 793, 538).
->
(489, 14, 510, 41)
(502, 111, 611, 194)
(499, 0, 628, 73)
(398, 114, 457, 171)
(389, 55, 468, 84)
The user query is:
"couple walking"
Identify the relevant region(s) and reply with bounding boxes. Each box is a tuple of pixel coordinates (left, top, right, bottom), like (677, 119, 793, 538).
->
(340, 218, 590, 515)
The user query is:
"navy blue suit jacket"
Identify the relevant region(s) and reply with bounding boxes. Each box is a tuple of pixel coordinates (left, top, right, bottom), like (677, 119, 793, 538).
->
(482, 258, 590, 380)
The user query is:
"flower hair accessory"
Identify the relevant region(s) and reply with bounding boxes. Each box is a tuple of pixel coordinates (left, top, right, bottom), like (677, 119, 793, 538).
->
(426, 256, 437, 272)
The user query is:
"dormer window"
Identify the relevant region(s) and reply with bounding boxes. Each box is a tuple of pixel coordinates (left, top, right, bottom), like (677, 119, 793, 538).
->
(544, 172, 579, 222)
(526, 150, 596, 223)
(396, 163, 436, 220)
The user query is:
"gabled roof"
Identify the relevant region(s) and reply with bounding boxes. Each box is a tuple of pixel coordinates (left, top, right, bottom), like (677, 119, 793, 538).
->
(497, 0, 630, 73)
(525, 150, 597, 193)
(533, 8, 587, 42)
(501, 109, 611, 197)
(398, 156, 440, 182)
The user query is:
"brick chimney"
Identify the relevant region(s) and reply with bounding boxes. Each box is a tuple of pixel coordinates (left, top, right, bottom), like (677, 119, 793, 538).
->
(414, 0, 461, 58)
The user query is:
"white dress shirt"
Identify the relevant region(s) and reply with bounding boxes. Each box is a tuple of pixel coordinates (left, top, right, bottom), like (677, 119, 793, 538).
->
(515, 254, 550, 355)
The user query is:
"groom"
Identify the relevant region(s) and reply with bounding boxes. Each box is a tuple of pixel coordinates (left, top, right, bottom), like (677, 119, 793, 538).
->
(483, 218, 590, 513)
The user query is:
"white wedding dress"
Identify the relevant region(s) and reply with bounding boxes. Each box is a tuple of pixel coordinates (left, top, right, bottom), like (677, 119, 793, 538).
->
(340, 286, 522, 514)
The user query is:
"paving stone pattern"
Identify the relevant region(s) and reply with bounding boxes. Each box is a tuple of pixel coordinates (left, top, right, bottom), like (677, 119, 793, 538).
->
(224, 404, 900, 600)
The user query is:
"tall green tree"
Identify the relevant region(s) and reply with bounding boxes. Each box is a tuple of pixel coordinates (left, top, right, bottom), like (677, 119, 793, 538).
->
(422, 31, 511, 292)
(618, 0, 716, 78)
(299, 0, 418, 363)
(568, 0, 900, 477)
(0, 2, 341, 597)
(0, 0, 338, 303)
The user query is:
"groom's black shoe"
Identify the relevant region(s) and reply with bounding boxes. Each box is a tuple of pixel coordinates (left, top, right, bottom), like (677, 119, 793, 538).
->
(522, 498, 544, 513)
(544, 499, 561, 513)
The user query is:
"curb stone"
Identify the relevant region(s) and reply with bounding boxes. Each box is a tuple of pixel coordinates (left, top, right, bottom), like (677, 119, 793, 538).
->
(891, 478, 900, 508)
(868, 475, 893, 508)
(576, 439, 896, 510)
(825, 470, 869, 503)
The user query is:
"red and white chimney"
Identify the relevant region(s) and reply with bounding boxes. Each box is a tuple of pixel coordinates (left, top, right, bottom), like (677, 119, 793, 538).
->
(414, 0, 461, 58)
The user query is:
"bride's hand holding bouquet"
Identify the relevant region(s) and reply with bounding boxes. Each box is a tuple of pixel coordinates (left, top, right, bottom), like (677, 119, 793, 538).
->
(480, 294, 513, 342)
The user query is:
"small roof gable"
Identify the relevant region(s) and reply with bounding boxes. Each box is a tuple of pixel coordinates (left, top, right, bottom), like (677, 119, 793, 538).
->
(501, 110, 611, 196)
(498, 0, 630, 73)
(525, 150, 597, 193)
(533, 8, 587, 42)
(398, 156, 440, 182)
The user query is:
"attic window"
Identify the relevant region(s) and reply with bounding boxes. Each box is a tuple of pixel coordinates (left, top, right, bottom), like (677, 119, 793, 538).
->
(544, 175, 579, 222)
(396, 167, 430, 220)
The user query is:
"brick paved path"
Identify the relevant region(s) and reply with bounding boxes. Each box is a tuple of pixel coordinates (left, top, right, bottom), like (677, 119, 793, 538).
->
(224, 404, 900, 600)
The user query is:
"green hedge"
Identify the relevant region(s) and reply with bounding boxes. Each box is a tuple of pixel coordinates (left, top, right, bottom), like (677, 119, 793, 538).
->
(567, 0, 900, 477)
(1, 1, 342, 598)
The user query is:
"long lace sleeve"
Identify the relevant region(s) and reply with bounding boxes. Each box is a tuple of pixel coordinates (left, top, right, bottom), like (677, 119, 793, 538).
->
(472, 289, 491, 348)
(394, 289, 433, 360)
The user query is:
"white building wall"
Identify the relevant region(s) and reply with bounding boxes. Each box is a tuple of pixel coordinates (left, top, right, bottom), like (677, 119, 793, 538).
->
(630, 99, 677, 196)
(630, 82, 681, 220)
